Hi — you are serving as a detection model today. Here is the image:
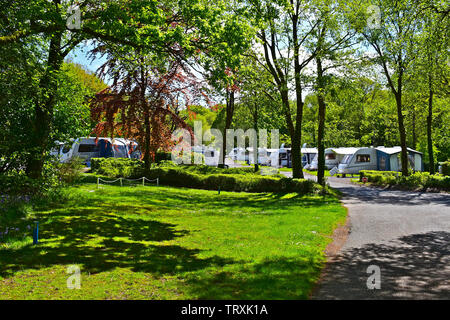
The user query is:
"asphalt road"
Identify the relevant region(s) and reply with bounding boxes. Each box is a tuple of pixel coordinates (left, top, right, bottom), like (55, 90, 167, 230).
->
(312, 177, 450, 299)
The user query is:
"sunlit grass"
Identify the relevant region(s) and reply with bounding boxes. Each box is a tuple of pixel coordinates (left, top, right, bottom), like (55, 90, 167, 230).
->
(0, 183, 346, 299)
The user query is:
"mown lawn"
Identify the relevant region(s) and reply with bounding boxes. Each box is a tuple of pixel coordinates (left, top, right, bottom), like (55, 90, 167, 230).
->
(0, 183, 346, 299)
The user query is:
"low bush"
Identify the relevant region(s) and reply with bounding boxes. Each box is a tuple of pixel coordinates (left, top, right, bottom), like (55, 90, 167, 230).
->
(143, 167, 318, 194)
(90, 158, 322, 194)
(360, 170, 449, 192)
(57, 157, 84, 185)
(91, 158, 144, 178)
(441, 161, 450, 176)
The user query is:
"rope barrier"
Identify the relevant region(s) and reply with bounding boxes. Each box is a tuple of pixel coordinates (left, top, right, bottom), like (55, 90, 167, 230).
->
(97, 177, 159, 188)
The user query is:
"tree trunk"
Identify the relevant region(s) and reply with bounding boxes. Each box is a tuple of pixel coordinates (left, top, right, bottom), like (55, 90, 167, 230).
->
(316, 57, 327, 186)
(395, 93, 409, 176)
(26, 31, 63, 179)
(411, 105, 416, 149)
(427, 76, 435, 174)
(291, 11, 304, 179)
(220, 89, 235, 168)
(253, 102, 259, 172)
(143, 110, 152, 171)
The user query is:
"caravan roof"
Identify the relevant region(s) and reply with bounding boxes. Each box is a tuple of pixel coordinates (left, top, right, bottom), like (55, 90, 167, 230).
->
(330, 147, 359, 155)
(301, 148, 318, 154)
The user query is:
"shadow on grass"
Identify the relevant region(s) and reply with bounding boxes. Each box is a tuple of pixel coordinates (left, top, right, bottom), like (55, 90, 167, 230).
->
(313, 231, 450, 299)
(0, 209, 233, 278)
(112, 188, 339, 216)
(183, 256, 324, 299)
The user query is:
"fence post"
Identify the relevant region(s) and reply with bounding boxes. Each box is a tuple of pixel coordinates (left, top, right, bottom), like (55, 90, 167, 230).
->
(97, 177, 99, 189)
(142, 177, 145, 187)
(157, 178, 159, 186)
(120, 178, 123, 187)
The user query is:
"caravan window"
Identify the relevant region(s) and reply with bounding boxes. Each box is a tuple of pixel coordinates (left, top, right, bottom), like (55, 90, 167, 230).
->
(341, 154, 352, 164)
(205, 151, 214, 157)
(78, 144, 99, 153)
(356, 154, 370, 163)
(114, 145, 128, 158)
(325, 153, 336, 160)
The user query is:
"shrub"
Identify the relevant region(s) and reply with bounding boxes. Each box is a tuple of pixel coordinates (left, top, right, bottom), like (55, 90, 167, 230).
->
(89, 158, 321, 194)
(91, 158, 144, 178)
(144, 167, 317, 194)
(441, 161, 450, 176)
(57, 157, 84, 185)
(359, 170, 449, 191)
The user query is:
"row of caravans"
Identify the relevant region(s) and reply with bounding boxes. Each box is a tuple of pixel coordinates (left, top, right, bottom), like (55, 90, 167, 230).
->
(51, 139, 221, 167)
(307, 146, 423, 175)
(52, 138, 424, 174)
(228, 145, 318, 168)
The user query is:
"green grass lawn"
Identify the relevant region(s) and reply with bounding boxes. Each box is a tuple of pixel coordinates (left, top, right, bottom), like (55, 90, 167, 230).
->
(0, 183, 346, 299)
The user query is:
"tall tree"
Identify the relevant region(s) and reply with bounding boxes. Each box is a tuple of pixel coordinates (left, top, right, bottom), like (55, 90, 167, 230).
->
(0, 0, 232, 178)
(90, 50, 207, 170)
(307, 1, 358, 185)
(352, 0, 426, 176)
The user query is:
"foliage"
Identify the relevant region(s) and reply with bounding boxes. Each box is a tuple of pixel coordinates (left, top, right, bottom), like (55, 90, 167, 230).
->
(359, 170, 449, 191)
(441, 161, 450, 177)
(90, 158, 143, 178)
(56, 157, 85, 185)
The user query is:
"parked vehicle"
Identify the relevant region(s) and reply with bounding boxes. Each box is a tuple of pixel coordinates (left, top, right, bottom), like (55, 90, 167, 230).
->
(337, 146, 424, 175)
(51, 137, 139, 165)
(309, 147, 360, 170)
(193, 145, 220, 166)
(301, 148, 318, 169)
(338, 147, 377, 175)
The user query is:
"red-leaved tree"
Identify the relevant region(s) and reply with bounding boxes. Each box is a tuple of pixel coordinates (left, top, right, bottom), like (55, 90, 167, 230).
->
(90, 50, 209, 170)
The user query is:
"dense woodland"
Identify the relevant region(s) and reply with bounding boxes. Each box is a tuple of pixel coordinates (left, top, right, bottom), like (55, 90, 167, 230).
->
(0, 0, 448, 187)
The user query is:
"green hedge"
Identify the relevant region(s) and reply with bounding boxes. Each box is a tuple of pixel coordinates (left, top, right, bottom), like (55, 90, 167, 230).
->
(441, 161, 450, 176)
(89, 158, 321, 194)
(91, 158, 144, 178)
(360, 170, 450, 191)
(144, 168, 318, 194)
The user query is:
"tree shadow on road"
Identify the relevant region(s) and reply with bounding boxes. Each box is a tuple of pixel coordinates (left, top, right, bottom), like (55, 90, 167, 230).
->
(313, 231, 450, 299)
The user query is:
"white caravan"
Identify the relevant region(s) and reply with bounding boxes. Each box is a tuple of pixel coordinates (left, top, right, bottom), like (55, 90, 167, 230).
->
(51, 137, 136, 164)
(309, 147, 360, 170)
(301, 148, 318, 169)
(337, 146, 424, 175)
(338, 147, 377, 176)
(193, 145, 220, 166)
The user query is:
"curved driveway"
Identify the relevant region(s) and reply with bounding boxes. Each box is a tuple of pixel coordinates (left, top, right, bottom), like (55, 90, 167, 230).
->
(312, 177, 450, 299)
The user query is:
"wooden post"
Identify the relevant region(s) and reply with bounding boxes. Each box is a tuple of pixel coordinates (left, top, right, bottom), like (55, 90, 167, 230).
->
(142, 177, 145, 187)
(97, 177, 99, 189)
(157, 178, 159, 186)
(120, 178, 123, 187)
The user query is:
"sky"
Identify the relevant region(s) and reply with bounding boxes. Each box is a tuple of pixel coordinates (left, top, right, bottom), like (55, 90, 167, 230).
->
(66, 41, 106, 73)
